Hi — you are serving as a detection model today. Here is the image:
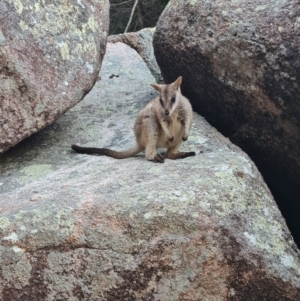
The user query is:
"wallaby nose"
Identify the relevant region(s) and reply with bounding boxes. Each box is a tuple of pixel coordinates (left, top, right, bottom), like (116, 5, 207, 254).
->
(165, 110, 169, 116)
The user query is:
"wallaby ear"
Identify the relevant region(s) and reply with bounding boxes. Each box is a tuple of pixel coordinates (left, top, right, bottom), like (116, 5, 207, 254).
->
(174, 76, 182, 89)
(150, 84, 161, 92)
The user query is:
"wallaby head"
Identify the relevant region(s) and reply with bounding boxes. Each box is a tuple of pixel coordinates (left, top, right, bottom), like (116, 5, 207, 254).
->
(150, 76, 183, 117)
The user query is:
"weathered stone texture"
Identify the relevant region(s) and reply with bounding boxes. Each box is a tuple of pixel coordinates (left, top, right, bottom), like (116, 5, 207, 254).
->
(0, 0, 109, 154)
(0, 43, 300, 300)
(108, 27, 163, 83)
(153, 0, 300, 245)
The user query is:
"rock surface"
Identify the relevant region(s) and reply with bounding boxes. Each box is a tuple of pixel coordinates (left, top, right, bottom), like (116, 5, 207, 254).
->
(153, 0, 300, 245)
(0, 42, 300, 300)
(0, 0, 109, 154)
(108, 27, 163, 83)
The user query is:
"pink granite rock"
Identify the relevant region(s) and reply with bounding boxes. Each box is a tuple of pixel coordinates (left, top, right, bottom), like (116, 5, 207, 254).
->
(153, 0, 300, 248)
(0, 0, 109, 153)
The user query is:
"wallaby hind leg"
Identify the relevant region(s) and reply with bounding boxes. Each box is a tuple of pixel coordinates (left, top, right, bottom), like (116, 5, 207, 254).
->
(165, 145, 196, 160)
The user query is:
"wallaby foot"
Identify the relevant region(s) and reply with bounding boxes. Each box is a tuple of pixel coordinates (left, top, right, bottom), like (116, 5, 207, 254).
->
(153, 153, 165, 163)
(166, 151, 196, 160)
(146, 153, 165, 163)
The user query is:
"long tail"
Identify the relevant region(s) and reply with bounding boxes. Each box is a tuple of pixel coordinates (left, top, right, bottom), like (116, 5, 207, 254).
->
(71, 144, 143, 159)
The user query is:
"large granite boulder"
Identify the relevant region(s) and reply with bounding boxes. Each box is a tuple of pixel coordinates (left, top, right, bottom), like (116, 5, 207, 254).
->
(0, 0, 109, 154)
(0, 43, 300, 300)
(153, 0, 300, 245)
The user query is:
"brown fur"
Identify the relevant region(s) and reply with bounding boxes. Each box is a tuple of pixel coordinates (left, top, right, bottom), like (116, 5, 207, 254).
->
(71, 76, 195, 163)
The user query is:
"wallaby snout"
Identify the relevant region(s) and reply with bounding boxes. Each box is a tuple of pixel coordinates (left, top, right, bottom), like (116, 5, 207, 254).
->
(164, 110, 170, 116)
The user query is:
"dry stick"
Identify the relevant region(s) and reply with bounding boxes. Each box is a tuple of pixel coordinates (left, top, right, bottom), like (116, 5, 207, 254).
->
(124, 0, 139, 33)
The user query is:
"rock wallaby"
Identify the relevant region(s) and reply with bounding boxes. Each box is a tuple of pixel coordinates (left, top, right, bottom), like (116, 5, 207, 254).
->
(71, 76, 195, 163)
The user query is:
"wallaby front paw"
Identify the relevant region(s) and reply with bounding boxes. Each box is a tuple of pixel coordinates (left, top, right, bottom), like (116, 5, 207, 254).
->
(167, 135, 174, 142)
(182, 134, 188, 141)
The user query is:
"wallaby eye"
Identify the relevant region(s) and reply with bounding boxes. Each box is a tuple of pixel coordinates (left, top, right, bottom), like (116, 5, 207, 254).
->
(171, 97, 176, 103)
(159, 99, 164, 106)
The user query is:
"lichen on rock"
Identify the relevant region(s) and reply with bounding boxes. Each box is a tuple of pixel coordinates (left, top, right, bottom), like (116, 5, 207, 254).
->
(0, 0, 110, 154)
